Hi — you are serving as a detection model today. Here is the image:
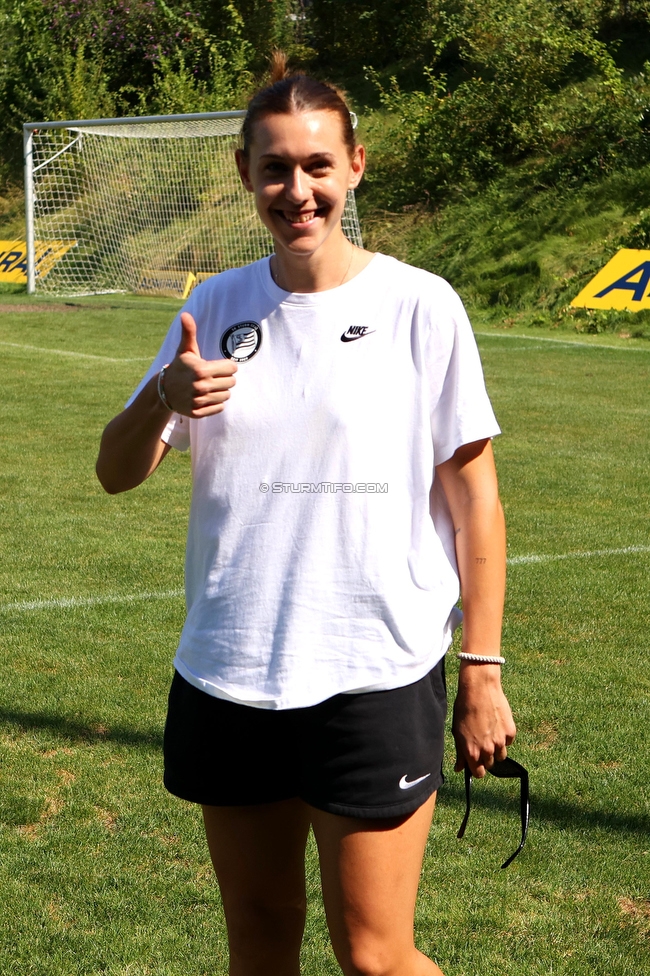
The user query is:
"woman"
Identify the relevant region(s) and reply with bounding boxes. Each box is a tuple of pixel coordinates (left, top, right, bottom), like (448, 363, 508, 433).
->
(97, 57, 516, 976)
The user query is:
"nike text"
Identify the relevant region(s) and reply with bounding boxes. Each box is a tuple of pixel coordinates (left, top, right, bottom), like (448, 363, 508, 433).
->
(341, 326, 376, 342)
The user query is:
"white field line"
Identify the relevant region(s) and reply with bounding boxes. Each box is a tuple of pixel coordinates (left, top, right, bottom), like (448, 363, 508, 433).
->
(3, 335, 644, 361)
(0, 340, 151, 362)
(474, 332, 650, 352)
(507, 545, 650, 565)
(0, 589, 183, 613)
(1, 546, 649, 614)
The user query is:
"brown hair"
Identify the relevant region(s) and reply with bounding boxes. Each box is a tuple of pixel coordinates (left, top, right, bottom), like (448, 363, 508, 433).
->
(241, 52, 356, 158)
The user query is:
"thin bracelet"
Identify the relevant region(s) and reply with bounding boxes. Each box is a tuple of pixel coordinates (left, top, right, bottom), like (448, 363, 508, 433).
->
(157, 364, 173, 411)
(457, 652, 506, 665)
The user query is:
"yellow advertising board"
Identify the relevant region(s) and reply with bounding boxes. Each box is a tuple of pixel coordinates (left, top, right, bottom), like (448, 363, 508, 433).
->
(0, 240, 76, 283)
(136, 270, 197, 299)
(136, 270, 218, 299)
(571, 248, 650, 311)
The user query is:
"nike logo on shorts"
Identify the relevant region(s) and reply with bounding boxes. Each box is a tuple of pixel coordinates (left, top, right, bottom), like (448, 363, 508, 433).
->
(398, 773, 431, 790)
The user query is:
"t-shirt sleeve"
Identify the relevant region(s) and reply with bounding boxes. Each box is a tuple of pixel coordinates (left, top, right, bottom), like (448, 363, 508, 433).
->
(124, 311, 191, 452)
(427, 286, 500, 466)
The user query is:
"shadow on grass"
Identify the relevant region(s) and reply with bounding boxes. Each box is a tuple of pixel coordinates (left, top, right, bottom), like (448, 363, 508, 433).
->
(440, 776, 650, 837)
(0, 706, 162, 752)
(2, 707, 648, 836)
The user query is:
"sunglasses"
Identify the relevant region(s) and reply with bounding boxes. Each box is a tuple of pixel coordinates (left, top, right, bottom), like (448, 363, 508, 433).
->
(457, 756, 530, 869)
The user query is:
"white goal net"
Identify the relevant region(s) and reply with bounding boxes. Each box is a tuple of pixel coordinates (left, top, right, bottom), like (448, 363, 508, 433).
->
(23, 111, 363, 297)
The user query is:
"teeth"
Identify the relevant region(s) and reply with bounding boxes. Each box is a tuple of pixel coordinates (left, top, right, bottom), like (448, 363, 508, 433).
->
(284, 211, 316, 223)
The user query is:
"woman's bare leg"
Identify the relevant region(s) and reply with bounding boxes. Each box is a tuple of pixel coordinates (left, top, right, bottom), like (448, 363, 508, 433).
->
(202, 798, 311, 976)
(311, 793, 445, 976)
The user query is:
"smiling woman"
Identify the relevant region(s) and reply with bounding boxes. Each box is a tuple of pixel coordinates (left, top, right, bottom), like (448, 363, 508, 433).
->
(235, 60, 369, 293)
(95, 52, 516, 976)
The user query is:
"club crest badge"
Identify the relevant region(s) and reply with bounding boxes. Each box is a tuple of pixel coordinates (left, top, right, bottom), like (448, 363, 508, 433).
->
(220, 322, 262, 362)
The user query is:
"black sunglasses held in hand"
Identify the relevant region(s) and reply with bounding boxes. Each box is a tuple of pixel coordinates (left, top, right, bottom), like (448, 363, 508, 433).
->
(457, 756, 530, 869)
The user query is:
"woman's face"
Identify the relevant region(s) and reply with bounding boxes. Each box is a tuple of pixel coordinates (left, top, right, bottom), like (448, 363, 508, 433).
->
(236, 110, 365, 261)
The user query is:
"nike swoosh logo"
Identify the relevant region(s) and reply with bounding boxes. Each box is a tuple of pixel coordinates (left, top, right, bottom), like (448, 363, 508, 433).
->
(398, 773, 431, 790)
(341, 328, 376, 342)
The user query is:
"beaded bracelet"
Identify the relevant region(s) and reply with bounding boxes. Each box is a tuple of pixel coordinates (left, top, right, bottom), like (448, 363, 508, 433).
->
(157, 364, 173, 411)
(457, 652, 506, 665)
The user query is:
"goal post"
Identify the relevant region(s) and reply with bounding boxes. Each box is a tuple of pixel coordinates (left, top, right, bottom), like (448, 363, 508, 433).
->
(23, 111, 364, 297)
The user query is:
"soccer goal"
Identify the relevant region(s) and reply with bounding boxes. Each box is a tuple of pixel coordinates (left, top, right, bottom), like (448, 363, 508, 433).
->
(23, 111, 364, 297)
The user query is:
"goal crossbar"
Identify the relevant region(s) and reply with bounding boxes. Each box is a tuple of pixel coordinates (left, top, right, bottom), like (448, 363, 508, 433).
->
(23, 110, 247, 132)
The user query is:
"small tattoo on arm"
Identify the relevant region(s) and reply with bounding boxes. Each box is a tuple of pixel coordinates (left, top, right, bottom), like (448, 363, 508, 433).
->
(475, 557, 487, 564)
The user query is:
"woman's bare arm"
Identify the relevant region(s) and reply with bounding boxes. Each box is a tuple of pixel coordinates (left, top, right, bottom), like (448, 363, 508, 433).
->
(435, 438, 516, 778)
(96, 376, 174, 494)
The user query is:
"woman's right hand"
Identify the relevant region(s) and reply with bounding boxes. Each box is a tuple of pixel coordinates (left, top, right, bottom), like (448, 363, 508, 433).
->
(163, 312, 237, 418)
(96, 311, 236, 494)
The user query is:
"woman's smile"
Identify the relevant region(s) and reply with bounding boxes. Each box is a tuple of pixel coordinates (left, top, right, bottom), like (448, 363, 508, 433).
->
(279, 207, 326, 225)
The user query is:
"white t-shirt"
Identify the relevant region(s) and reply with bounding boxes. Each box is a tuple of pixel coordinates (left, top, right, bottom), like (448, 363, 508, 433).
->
(128, 253, 500, 709)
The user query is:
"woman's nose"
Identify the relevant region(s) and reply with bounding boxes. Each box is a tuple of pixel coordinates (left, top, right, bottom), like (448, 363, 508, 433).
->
(284, 167, 308, 203)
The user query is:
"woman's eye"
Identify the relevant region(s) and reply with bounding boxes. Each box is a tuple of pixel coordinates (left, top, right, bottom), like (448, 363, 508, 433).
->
(262, 160, 332, 176)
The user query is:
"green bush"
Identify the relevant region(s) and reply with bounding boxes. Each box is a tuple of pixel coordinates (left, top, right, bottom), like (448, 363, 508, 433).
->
(146, 5, 255, 115)
(562, 305, 650, 335)
(362, 0, 650, 208)
(307, 0, 438, 68)
(0, 1, 271, 185)
(619, 208, 650, 247)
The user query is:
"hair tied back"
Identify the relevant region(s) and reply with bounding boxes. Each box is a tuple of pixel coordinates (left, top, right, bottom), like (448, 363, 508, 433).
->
(269, 50, 291, 85)
(241, 51, 357, 160)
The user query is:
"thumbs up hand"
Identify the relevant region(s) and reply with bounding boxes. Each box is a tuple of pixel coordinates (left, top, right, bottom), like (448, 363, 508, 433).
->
(162, 312, 237, 418)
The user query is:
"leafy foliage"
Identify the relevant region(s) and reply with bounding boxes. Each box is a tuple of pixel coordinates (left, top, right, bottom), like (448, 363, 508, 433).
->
(0, 1, 269, 183)
(4, 0, 650, 317)
(362, 0, 650, 208)
(307, 0, 438, 68)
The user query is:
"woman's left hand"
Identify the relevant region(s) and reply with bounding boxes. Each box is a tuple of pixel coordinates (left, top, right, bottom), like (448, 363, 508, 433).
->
(452, 663, 517, 778)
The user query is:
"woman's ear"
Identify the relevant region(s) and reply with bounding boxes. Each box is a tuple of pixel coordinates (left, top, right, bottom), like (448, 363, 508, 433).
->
(235, 149, 254, 192)
(348, 144, 366, 190)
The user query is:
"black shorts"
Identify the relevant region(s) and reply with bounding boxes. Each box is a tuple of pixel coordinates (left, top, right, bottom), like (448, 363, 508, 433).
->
(163, 659, 447, 819)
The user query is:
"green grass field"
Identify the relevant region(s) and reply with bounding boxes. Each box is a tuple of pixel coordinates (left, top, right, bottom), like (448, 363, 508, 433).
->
(1, 296, 649, 975)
